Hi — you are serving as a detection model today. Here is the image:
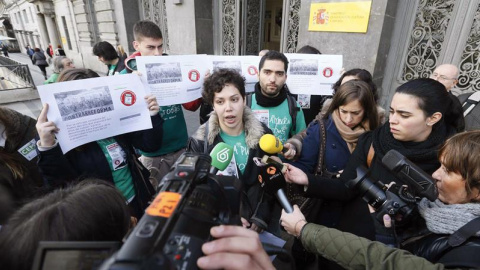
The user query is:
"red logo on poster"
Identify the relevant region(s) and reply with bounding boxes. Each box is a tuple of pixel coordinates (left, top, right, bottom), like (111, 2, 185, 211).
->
(121, 90, 136, 106)
(188, 69, 200, 82)
(247, 66, 258, 76)
(323, 67, 333, 78)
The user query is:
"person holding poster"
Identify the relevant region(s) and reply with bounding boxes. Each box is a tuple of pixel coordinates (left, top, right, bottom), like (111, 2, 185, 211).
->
(247, 50, 306, 150)
(35, 68, 163, 219)
(187, 69, 275, 233)
(120, 20, 201, 185)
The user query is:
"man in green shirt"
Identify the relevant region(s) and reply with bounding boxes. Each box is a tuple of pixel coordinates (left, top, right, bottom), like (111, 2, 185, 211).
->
(248, 50, 306, 145)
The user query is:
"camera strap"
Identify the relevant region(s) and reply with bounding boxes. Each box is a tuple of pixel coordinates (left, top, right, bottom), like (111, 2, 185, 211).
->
(448, 216, 480, 247)
(367, 144, 375, 168)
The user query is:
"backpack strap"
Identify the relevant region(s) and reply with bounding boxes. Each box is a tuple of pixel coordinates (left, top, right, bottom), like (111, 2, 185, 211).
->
(246, 93, 253, 108)
(367, 144, 375, 168)
(448, 216, 480, 247)
(462, 91, 480, 117)
(286, 94, 299, 133)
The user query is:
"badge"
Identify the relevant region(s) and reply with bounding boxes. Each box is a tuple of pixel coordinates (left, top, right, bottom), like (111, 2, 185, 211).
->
(17, 139, 38, 161)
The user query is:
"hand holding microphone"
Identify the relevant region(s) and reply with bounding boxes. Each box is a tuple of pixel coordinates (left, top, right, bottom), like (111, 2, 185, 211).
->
(257, 161, 294, 213)
(259, 134, 296, 159)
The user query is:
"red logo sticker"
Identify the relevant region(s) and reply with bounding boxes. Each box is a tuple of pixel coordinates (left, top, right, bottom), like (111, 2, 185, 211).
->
(121, 90, 136, 106)
(323, 67, 333, 78)
(188, 69, 200, 82)
(247, 66, 258, 76)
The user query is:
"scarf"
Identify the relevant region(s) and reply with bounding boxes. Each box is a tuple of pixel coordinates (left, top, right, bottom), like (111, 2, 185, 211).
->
(254, 82, 287, 107)
(371, 121, 451, 167)
(418, 198, 480, 236)
(331, 110, 369, 153)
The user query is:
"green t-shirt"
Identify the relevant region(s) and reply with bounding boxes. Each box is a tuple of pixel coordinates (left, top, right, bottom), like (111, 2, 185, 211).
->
(139, 104, 188, 157)
(220, 131, 248, 174)
(44, 73, 59, 84)
(97, 138, 135, 201)
(108, 64, 117, 76)
(250, 94, 306, 144)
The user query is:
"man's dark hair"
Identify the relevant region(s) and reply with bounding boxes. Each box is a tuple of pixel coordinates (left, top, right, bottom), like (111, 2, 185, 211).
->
(202, 69, 246, 106)
(92, 41, 119, 61)
(259, 50, 289, 72)
(133, 20, 163, 41)
(297, 45, 321, 54)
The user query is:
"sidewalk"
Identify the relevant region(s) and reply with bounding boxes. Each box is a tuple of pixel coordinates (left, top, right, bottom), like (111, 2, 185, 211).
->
(9, 52, 51, 86)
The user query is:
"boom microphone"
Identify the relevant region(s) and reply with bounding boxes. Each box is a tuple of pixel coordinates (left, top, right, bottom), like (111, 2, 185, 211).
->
(209, 142, 234, 174)
(382, 149, 438, 201)
(259, 134, 288, 154)
(258, 162, 294, 213)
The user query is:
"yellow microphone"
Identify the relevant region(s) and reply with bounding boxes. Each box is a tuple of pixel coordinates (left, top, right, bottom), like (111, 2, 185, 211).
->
(259, 134, 286, 154)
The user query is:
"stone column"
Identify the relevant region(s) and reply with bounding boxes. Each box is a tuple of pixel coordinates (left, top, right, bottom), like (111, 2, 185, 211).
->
(36, 14, 50, 49)
(44, 14, 60, 47)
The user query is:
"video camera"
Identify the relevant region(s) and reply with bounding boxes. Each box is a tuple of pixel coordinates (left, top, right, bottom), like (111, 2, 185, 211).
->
(346, 150, 438, 225)
(31, 151, 243, 270)
(98, 151, 243, 269)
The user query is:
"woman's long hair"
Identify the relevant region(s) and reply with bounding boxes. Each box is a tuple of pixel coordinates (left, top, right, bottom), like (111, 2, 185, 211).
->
(0, 109, 26, 179)
(325, 80, 380, 130)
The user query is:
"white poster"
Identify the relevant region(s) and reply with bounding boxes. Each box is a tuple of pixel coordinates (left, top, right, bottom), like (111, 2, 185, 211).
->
(209, 55, 261, 92)
(136, 55, 209, 106)
(285, 54, 343, 96)
(37, 74, 153, 153)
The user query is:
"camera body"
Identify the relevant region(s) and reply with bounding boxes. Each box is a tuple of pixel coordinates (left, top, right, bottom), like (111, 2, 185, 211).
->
(100, 152, 243, 270)
(346, 150, 438, 225)
(347, 166, 414, 224)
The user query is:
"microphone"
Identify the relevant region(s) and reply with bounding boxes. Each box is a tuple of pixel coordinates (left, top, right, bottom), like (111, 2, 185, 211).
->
(259, 134, 288, 154)
(209, 142, 234, 174)
(382, 149, 438, 201)
(258, 162, 294, 213)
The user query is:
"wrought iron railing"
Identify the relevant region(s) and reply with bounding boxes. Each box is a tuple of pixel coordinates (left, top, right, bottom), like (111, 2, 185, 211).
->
(0, 56, 35, 90)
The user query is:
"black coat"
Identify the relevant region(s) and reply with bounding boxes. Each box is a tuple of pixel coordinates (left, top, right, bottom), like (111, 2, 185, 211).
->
(37, 115, 163, 214)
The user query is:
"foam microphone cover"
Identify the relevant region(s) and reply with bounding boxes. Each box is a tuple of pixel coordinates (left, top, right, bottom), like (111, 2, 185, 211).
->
(259, 134, 284, 154)
(257, 162, 286, 195)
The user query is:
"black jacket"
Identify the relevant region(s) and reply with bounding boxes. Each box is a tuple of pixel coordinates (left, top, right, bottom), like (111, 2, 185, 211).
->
(37, 115, 163, 215)
(187, 107, 275, 230)
(107, 56, 126, 76)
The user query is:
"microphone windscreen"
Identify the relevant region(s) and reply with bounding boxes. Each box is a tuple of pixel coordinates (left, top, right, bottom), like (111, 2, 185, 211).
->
(259, 134, 283, 154)
(257, 162, 286, 195)
(210, 142, 234, 171)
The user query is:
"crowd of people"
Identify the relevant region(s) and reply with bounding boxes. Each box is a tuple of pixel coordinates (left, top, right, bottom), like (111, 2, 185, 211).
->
(0, 19, 479, 270)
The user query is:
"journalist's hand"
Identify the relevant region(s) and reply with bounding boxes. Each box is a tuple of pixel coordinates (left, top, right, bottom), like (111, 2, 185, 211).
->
(144, 94, 160, 116)
(280, 205, 307, 237)
(197, 225, 274, 270)
(284, 163, 308, 185)
(36, 104, 58, 147)
(282, 143, 296, 160)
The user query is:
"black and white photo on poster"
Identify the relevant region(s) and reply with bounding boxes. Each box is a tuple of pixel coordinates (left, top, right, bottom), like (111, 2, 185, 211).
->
(289, 59, 319, 75)
(54, 86, 114, 121)
(146, 62, 182, 84)
(212, 61, 242, 74)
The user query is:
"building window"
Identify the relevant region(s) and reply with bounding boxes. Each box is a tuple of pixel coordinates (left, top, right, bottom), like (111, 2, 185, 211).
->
(23, 10, 29, 23)
(85, 0, 100, 45)
(61, 16, 72, 50)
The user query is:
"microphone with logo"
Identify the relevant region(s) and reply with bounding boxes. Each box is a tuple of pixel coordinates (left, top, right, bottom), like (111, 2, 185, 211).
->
(209, 142, 234, 174)
(259, 134, 290, 155)
(258, 162, 294, 213)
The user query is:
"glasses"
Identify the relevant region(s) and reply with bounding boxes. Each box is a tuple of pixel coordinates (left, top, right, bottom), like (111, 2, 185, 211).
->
(430, 73, 456, 81)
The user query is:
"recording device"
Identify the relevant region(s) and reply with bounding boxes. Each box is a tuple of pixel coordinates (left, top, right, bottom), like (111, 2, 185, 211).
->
(259, 134, 289, 154)
(98, 151, 243, 270)
(346, 150, 438, 225)
(255, 157, 293, 213)
(209, 142, 234, 174)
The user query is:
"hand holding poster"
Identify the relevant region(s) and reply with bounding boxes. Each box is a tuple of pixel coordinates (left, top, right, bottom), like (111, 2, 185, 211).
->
(136, 55, 209, 106)
(37, 74, 154, 153)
